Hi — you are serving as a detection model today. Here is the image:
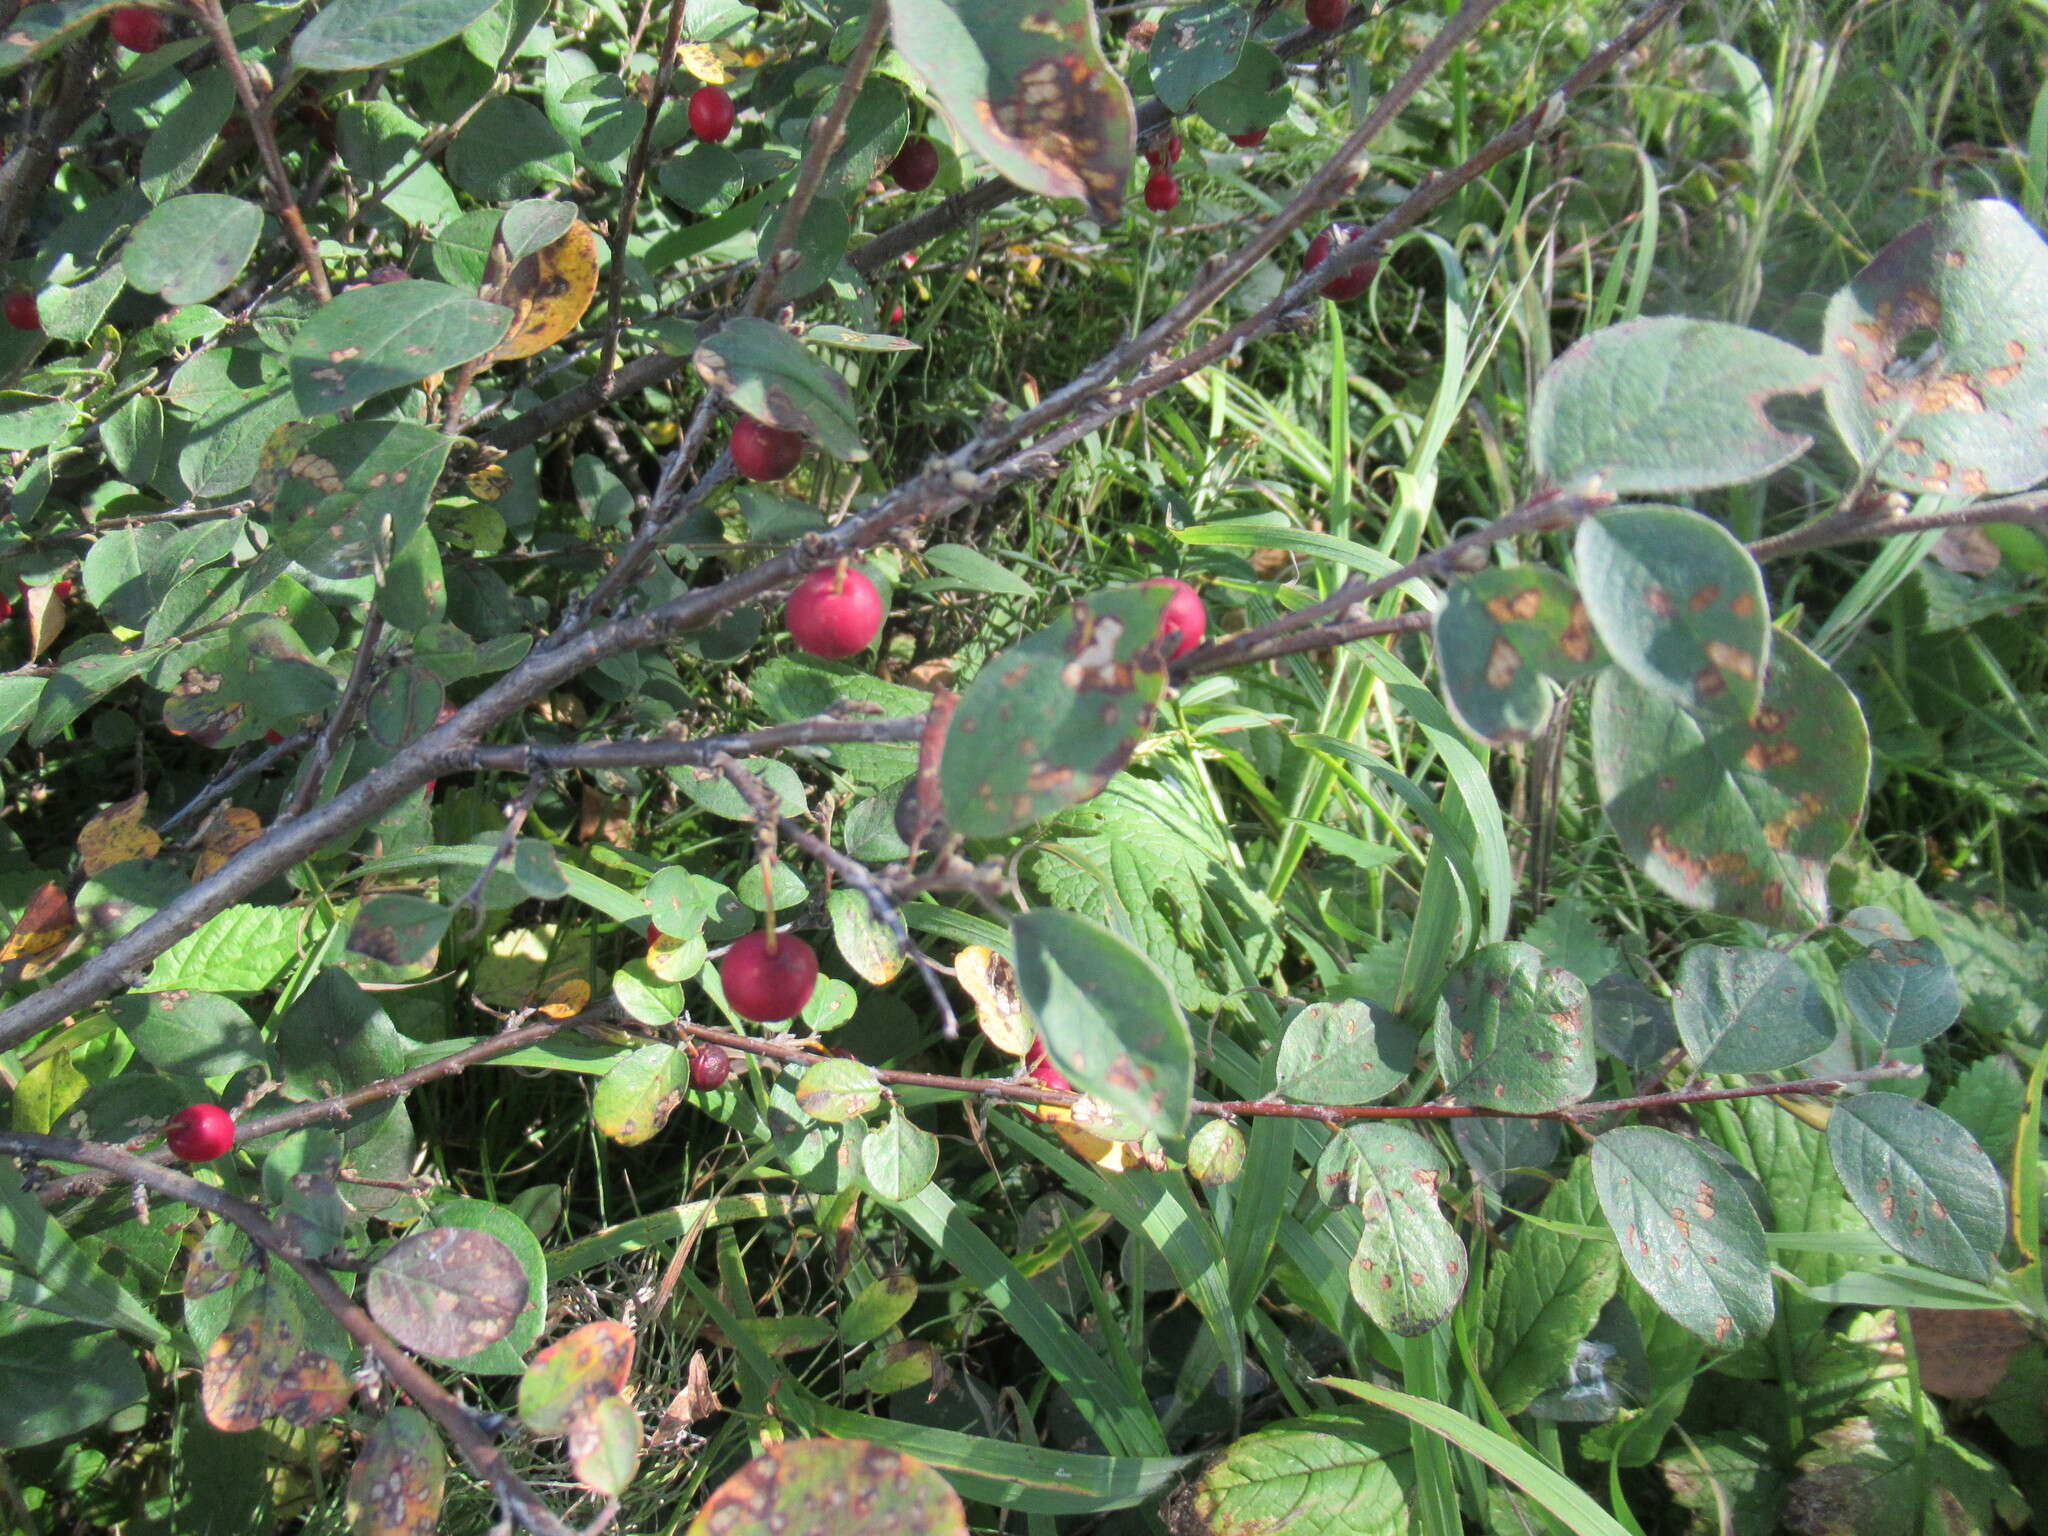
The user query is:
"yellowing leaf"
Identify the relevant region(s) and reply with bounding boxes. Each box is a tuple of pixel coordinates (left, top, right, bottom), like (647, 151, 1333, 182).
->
(192, 807, 264, 882)
(24, 583, 65, 660)
(956, 945, 1030, 1056)
(0, 882, 75, 979)
(489, 220, 600, 363)
(677, 42, 729, 84)
(77, 793, 162, 876)
(540, 977, 592, 1018)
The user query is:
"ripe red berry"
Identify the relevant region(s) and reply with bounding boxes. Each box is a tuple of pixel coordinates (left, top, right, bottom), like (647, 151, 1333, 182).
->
(730, 416, 804, 482)
(887, 136, 940, 193)
(0, 595, 13, 622)
(1305, 222, 1376, 301)
(1144, 131, 1183, 168)
(1229, 127, 1269, 148)
(51, 579, 74, 602)
(108, 6, 166, 52)
(165, 1103, 236, 1162)
(1306, 0, 1346, 29)
(1143, 576, 1207, 660)
(688, 84, 737, 143)
(888, 302, 906, 327)
(263, 729, 285, 745)
(1025, 1038, 1072, 1094)
(786, 564, 884, 660)
(1143, 171, 1180, 213)
(690, 1044, 733, 1091)
(720, 930, 818, 1022)
(4, 293, 39, 331)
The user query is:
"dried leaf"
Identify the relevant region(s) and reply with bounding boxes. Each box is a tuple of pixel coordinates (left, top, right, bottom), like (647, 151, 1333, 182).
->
(192, 807, 264, 882)
(78, 793, 162, 876)
(0, 882, 76, 979)
(489, 219, 600, 363)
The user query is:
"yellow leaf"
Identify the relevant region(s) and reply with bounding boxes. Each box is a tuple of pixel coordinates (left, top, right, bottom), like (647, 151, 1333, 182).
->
(956, 945, 1031, 1056)
(0, 882, 75, 979)
(677, 43, 728, 84)
(489, 219, 600, 363)
(192, 807, 264, 882)
(24, 583, 64, 660)
(78, 792, 162, 876)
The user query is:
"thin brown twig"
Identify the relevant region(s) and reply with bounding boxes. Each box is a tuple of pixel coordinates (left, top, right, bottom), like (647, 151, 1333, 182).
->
(286, 612, 385, 819)
(596, 0, 693, 396)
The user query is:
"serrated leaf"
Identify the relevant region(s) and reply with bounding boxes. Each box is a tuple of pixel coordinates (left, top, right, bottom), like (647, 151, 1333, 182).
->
(1821, 199, 2048, 496)
(148, 904, 303, 993)
(1184, 1412, 1412, 1536)
(296, 0, 501, 70)
(1576, 506, 1770, 720)
(1672, 944, 1835, 1073)
(1274, 999, 1415, 1105)
(1841, 937, 1961, 1053)
(683, 1438, 966, 1536)
(1434, 565, 1606, 743)
(1828, 1094, 2006, 1282)
(1433, 942, 1595, 1113)
(1529, 316, 1820, 494)
(1011, 908, 1193, 1142)
(889, 0, 1134, 223)
(693, 316, 867, 461)
(942, 585, 1173, 838)
(122, 195, 263, 307)
(289, 282, 512, 414)
(1593, 629, 1868, 930)
(1591, 1126, 1773, 1349)
(1478, 1162, 1621, 1415)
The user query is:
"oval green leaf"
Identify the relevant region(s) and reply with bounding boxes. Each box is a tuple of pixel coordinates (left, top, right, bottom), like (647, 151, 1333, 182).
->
(1274, 998, 1414, 1107)
(1433, 565, 1606, 743)
(1432, 941, 1595, 1113)
(1841, 937, 1961, 1053)
(122, 194, 262, 307)
(1673, 944, 1835, 1073)
(1827, 1094, 2006, 1283)
(288, 281, 512, 415)
(296, 0, 501, 70)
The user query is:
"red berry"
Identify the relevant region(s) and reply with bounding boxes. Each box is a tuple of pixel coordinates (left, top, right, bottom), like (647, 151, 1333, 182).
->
(1143, 171, 1180, 213)
(0, 596, 13, 622)
(1305, 0, 1346, 29)
(720, 930, 818, 1022)
(51, 579, 73, 602)
(689, 85, 736, 143)
(690, 1044, 733, 1091)
(887, 136, 940, 193)
(4, 293, 39, 331)
(108, 6, 166, 52)
(888, 303, 905, 327)
(165, 1104, 236, 1162)
(1305, 222, 1375, 301)
(1229, 127, 1269, 148)
(730, 416, 805, 482)
(786, 564, 884, 660)
(1145, 131, 1182, 167)
(1143, 576, 1207, 660)
(1025, 1038, 1072, 1095)
(264, 729, 285, 745)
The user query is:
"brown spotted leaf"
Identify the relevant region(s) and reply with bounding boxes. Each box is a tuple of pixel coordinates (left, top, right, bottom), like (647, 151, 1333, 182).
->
(1908, 1308, 2032, 1398)
(955, 944, 1030, 1055)
(287, 280, 511, 416)
(346, 1406, 446, 1536)
(366, 1226, 529, 1361)
(488, 218, 600, 362)
(202, 1279, 353, 1432)
(1575, 506, 1770, 722)
(77, 793, 162, 876)
(517, 1320, 635, 1438)
(1593, 628, 1868, 931)
(1432, 942, 1595, 1113)
(1591, 1126, 1774, 1350)
(1315, 1124, 1467, 1337)
(1434, 566, 1607, 743)
(890, 1, 1134, 224)
(683, 1437, 967, 1536)
(1822, 199, 2048, 496)
(192, 807, 264, 882)
(566, 1392, 641, 1496)
(0, 882, 75, 979)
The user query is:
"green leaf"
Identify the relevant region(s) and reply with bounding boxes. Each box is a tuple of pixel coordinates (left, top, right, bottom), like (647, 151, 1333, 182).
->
(122, 195, 263, 307)
(1315, 1123, 1466, 1336)
(1147, 0, 1249, 112)
(347, 895, 451, 968)
(889, 0, 1135, 222)
(1673, 944, 1835, 1073)
(796, 1059, 883, 1124)
(1593, 628, 1869, 930)
(0, 1, 136, 71)
(839, 1270, 919, 1349)
(1433, 565, 1606, 743)
(1432, 941, 1595, 1113)
(288, 281, 511, 414)
(829, 887, 904, 985)
(1576, 506, 1771, 720)
(141, 72, 237, 203)
(0, 1163, 170, 1343)
(692, 317, 868, 462)
(922, 542, 1035, 598)
(296, 0, 501, 70)
(1821, 198, 2048, 495)
(941, 585, 1173, 838)
(1841, 937, 1961, 1053)
(110, 990, 271, 1077)
(861, 1110, 939, 1202)
(1591, 1126, 1774, 1349)
(147, 904, 304, 993)
(1190, 40, 1288, 137)
(0, 1325, 147, 1450)
(275, 968, 408, 1102)
(1274, 998, 1414, 1106)
(592, 1043, 691, 1146)
(1011, 908, 1193, 1142)
(258, 420, 458, 581)
(1529, 316, 1820, 494)
(573, 1392, 641, 1496)
(1182, 1412, 1413, 1536)
(1477, 1162, 1620, 1415)
(1828, 1094, 2006, 1282)
(682, 1438, 965, 1536)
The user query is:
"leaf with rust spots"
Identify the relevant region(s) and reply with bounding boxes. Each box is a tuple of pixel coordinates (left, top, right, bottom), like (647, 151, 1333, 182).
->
(956, 944, 1031, 1055)
(891, 0, 1136, 224)
(1578, 506, 1771, 721)
(1822, 199, 2048, 495)
(1908, 1308, 2033, 1398)
(1594, 629, 1867, 931)
(192, 807, 263, 882)
(940, 584, 1172, 837)
(201, 1278, 353, 1432)
(489, 219, 600, 362)
(518, 1320, 635, 1438)
(1828, 1094, 2006, 1284)
(346, 1406, 446, 1536)
(1673, 945, 1834, 1073)
(259, 420, 456, 582)
(1435, 566, 1608, 743)
(1316, 1123, 1466, 1335)
(1841, 935, 1960, 1053)
(1432, 942, 1595, 1112)
(77, 793, 161, 875)
(1530, 316, 1821, 495)
(683, 1437, 966, 1536)
(366, 1226, 529, 1361)
(287, 280, 511, 416)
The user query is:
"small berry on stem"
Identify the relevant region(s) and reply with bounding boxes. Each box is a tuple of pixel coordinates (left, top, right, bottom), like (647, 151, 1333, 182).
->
(165, 1104, 236, 1162)
(1144, 131, 1182, 167)
(887, 137, 940, 193)
(786, 564, 885, 659)
(1143, 576, 1207, 660)
(690, 1044, 733, 1091)
(689, 84, 737, 143)
(4, 293, 40, 331)
(1228, 127, 1269, 148)
(1144, 171, 1180, 213)
(730, 416, 805, 482)
(720, 929, 819, 1022)
(1305, 0, 1347, 31)
(1304, 222, 1376, 301)
(108, 7, 166, 53)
